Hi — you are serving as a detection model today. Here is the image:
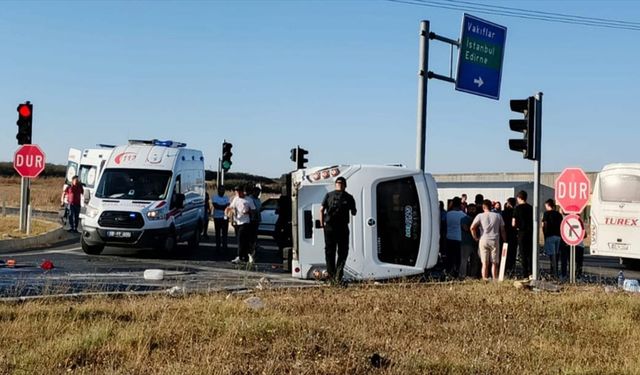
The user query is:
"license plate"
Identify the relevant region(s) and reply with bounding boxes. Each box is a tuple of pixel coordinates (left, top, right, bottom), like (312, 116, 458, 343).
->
(107, 231, 132, 238)
(610, 243, 629, 251)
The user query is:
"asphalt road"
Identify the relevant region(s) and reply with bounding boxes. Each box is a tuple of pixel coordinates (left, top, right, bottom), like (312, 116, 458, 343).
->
(1, 228, 640, 299)
(0, 230, 316, 299)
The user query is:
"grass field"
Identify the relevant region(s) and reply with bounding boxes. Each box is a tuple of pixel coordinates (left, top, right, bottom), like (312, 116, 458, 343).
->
(0, 216, 58, 239)
(0, 176, 64, 212)
(0, 282, 639, 374)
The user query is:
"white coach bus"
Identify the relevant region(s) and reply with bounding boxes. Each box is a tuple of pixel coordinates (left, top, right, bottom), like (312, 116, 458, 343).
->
(590, 163, 640, 263)
(288, 165, 440, 281)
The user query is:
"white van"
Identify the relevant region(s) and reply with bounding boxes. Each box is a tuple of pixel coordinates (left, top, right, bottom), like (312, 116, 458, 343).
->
(288, 165, 440, 281)
(65, 146, 114, 207)
(590, 163, 640, 262)
(80, 140, 206, 255)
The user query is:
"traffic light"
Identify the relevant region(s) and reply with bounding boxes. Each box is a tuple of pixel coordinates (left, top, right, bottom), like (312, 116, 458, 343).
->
(508, 96, 536, 160)
(16, 101, 33, 145)
(289, 146, 309, 169)
(290, 148, 297, 163)
(221, 142, 233, 172)
(296, 147, 308, 169)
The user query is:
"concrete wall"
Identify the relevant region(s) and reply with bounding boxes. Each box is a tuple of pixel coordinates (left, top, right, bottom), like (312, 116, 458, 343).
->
(433, 172, 598, 191)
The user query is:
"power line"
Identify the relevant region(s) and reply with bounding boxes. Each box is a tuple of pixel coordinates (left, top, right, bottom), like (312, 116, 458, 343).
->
(446, 0, 640, 27)
(387, 0, 640, 31)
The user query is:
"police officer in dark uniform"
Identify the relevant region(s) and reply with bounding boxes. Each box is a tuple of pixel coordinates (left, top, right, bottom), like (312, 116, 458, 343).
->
(319, 176, 357, 283)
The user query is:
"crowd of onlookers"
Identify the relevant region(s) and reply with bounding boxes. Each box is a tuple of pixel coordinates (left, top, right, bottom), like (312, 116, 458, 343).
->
(439, 191, 585, 281)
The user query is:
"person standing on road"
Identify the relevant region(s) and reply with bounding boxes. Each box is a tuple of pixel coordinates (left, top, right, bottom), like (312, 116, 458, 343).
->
(248, 185, 262, 259)
(459, 203, 478, 278)
(471, 200, 507, 280)
(203, 190, 212, 239)
(542, 199, 563, 277)
(226, 186, 255, 264)
(319, 176, 357, 284)
(513, 190, 533, 278)
(445, 197, 466, 277)
(212, 186, 230, 252)
(62, 176, 84, 233)
(502, 198, 518, 276)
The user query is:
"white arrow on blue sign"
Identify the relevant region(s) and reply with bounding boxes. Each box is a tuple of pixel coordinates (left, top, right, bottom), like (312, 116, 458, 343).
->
(455, 14, 507, 100)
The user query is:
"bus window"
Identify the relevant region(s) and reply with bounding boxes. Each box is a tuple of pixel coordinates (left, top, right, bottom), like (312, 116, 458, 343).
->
(600, 174, 640, 203)
(376, 177, 421, 266)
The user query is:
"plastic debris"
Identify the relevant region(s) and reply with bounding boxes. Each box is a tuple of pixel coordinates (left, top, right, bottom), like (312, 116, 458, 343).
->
(623, 279, 640, 293)
(244, 296, 265, 310)
(167, 286, 185, 296)
(143, 269, 164, 280)
(40, 259, 54, 271)
(6, 259, 16, 268)
(256, 277, 272, 290)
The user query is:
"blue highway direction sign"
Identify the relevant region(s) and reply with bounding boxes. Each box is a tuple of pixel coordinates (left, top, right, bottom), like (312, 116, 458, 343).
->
(455, 14, 507, 100)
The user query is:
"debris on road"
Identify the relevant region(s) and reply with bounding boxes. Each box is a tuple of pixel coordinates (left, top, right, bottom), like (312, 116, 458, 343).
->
(255, 277, 271, 290)
(244, 296, 265, 310)
(514, 279, 561, 293)
(143, 269, 164, 280)
(40, 259, 54, 271)
(623, 279, 640, 293)
(167, 286, 186, 297)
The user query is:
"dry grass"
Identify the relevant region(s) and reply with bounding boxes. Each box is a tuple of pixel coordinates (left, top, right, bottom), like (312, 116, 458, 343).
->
(0, 216, 59, 239)
(0, 176, 65, 211)
(0, 282, 639, 374)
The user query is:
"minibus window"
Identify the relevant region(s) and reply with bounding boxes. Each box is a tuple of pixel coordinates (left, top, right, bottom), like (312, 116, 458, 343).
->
(376, 177, 421, 266)
(600, 174, 640, 203)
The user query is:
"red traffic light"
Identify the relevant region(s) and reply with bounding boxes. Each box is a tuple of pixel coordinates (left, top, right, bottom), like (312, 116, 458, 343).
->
(18, 104, 31, 117)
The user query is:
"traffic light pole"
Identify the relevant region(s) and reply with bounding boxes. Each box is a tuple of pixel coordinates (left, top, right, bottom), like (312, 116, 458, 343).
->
(416, 20, 429, 172)
(531, 92, 543, 280)
(18, 177, 30, 233)
(415, 21, 460, 171)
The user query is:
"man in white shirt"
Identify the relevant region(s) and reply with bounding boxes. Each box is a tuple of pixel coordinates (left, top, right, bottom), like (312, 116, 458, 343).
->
(212, 186, 230, 252)
(226, 186, 256, 264)
(471, 199, 507, 280)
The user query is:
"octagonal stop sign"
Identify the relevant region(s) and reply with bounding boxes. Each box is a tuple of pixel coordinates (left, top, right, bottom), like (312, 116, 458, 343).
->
(13, 145, 46, 178)
(555, 167, 591, 214)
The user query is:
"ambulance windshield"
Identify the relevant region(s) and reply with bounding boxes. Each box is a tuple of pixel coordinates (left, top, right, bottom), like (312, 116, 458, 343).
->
(96, 168, 172, 200)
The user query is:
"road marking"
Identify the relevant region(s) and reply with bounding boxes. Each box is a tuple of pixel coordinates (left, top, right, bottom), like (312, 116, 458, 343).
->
(1, 247, 82, 257)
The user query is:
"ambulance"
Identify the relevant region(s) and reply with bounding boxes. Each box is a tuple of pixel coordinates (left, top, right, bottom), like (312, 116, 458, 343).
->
(65, 146, 114, 205)
(590, 163, 640, 264)
(286, 164, 440, 281)
(80, 140, 206, 255)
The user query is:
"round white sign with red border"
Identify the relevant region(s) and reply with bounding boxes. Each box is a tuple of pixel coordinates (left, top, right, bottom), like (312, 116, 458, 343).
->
(561, 214, 585, 246)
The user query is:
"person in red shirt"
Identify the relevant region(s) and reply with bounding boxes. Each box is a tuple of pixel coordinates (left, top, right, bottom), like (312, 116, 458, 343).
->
(61, 176, 84, 233)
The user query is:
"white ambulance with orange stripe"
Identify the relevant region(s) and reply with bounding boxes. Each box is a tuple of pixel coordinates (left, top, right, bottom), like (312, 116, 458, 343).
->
(80, 139, 206, 255)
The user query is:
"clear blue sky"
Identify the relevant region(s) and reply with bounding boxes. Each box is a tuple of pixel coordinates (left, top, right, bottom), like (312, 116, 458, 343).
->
(1, 0, 638, 178)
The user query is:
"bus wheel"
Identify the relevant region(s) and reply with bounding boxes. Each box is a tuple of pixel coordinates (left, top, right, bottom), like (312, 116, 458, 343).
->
(81, 237, 104, 255)
(621, 258, 640, 270)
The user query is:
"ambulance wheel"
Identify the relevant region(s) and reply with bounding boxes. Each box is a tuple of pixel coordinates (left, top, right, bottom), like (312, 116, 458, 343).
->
(81, 237, 104, 255)
(188, 223, 202, 250)
(161, 231, 177, 254)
